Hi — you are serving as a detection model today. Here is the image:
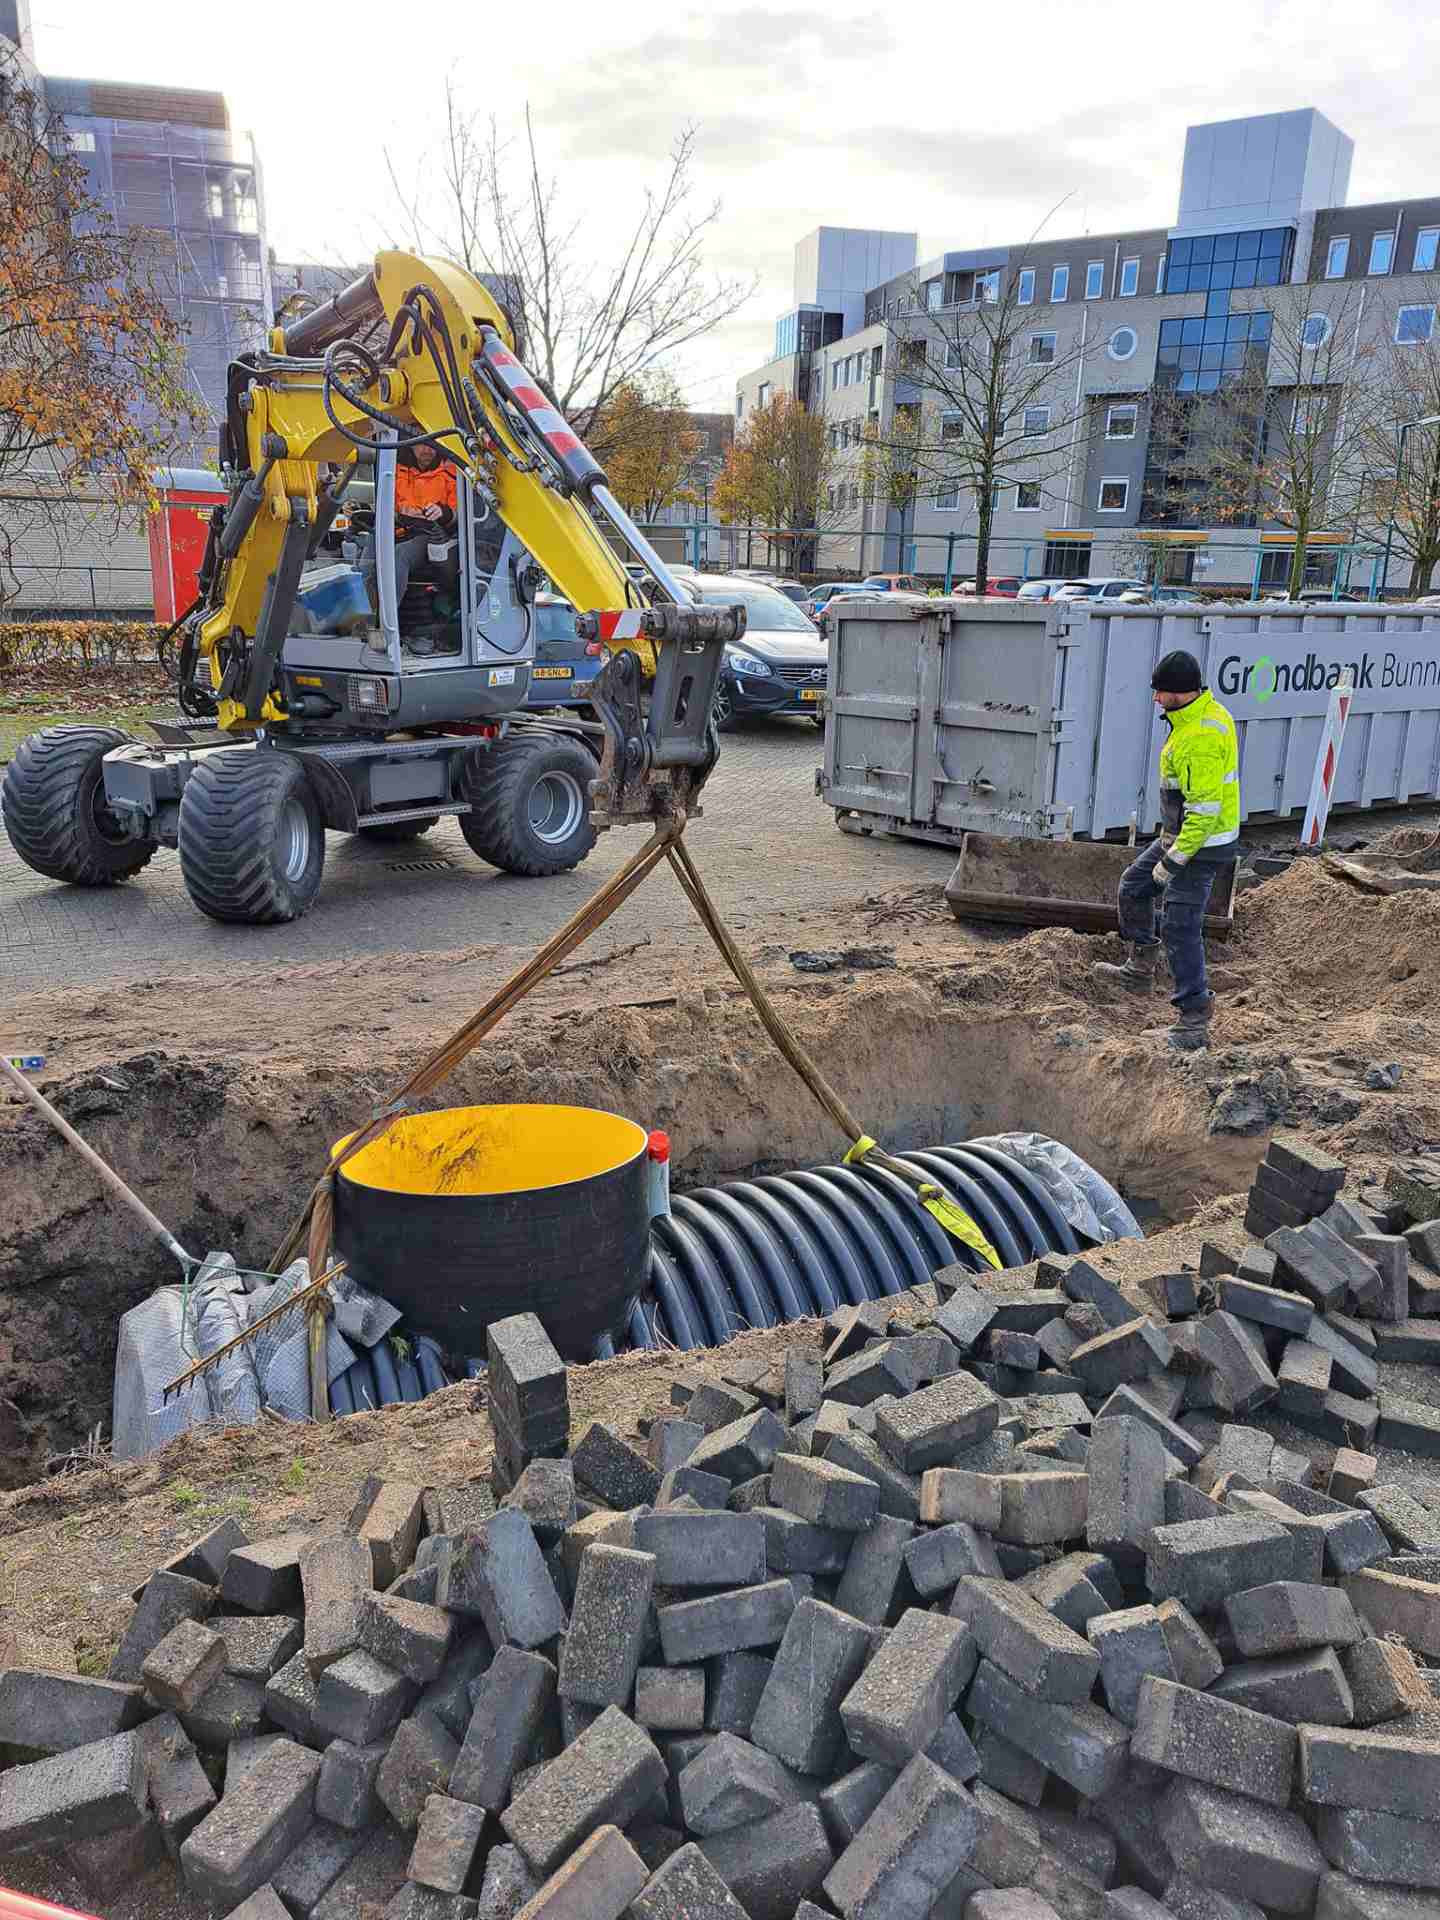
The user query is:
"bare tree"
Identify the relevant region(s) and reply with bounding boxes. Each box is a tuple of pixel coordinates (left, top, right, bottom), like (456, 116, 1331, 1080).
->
(1348, 297, 1440, 596)
(387, 90, 755, 437)
(1153, 281, 1373, 598)
(867, 258, 1105, 589)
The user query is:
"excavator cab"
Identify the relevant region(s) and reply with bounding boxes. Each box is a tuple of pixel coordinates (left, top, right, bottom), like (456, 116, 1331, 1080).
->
(1, 251, 743, 926)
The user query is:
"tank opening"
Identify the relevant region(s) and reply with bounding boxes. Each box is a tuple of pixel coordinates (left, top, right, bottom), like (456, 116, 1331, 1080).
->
(335, 1103, 648, 1197)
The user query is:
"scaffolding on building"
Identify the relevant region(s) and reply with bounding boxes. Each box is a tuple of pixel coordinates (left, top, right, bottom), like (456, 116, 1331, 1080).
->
(44, 79, 271, 462)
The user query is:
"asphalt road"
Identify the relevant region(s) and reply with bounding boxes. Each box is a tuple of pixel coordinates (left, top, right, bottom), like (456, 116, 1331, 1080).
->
(0, 720, 957, 995)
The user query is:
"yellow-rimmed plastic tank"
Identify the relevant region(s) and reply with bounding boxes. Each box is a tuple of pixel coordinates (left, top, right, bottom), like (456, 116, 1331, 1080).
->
(332, 1103, 651, 1357)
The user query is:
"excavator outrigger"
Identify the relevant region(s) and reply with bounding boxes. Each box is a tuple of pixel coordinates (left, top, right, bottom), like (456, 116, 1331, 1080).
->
(1, 251, 744, 923)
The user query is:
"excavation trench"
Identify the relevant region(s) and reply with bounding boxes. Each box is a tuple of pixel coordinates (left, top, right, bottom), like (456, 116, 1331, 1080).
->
(0, 971, 1262, 1488)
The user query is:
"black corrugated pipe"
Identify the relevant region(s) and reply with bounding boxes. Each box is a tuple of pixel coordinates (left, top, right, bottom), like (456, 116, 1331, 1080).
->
(619, 1134, 1118, 1354)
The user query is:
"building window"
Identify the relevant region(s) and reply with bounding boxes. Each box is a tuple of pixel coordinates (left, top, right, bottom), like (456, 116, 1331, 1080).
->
(1396, 304, 1437, 345)
(735, 394, 744, 418)
(1022, 406, 1050, 436)
(831, 363, 840, 391)
(1165, 228, 1291, 294)
(1119, 257, 1140, 298)
(1369, 231, 1395, 276)
(1017, 269, 1035, 306)
(936, 484, 961, 510)
(1300, 313, 1332, 349)
(872, 344, 884, 378)
(1085, 261, 1105, 299)
(1043, 539, 1091, 578)
(1029, 332, 1057, 365)
(1051, 264, 1069, 302)
(975, 270, 1000, 305)
(944, 340, 963, 370)
(1325, 236, 1350, 278)
(1099, 479, 1129, 513)
(940, 411, 963, 443)
(1415, 229, 1440, 273)
(926, 279, 943, 312)
(1259, 548, 1338, 591)
(1157, 255, 1167, 293)
(1106, 404, 1138, 439)
(1015, 482, 1042, 510)
(1154, 306, 1272, 398)
(757, 382, 771, 408)
(1107, 327, 1138, 362)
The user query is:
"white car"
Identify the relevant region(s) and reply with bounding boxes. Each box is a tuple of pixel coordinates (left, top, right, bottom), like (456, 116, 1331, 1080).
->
(1052, 577, 1152, 602)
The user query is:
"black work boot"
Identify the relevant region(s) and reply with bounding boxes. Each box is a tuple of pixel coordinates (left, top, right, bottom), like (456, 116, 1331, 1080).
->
(1091, 943, 1160, 994)
(1153, 998, 1213, 1052)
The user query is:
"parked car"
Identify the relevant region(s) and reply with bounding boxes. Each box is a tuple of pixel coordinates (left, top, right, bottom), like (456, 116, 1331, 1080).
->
(1117, 587, 1206, 607)
(955, 576, 1022, 597)
(860, 573, 920, 593)
(1052, 577, 1152, 602)
(689, 574, 832, 730)
(810, 583, 874, 627)
(772, 582, 813, 607)
(1014, 580, 1069, 603)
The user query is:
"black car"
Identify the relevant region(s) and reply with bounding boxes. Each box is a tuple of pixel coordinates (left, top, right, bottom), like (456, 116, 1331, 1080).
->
(692, 575, 829, 729)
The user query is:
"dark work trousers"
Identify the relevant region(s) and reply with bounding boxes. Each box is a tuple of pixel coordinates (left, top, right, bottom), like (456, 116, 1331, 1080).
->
(1117, 837, 1231, 1013)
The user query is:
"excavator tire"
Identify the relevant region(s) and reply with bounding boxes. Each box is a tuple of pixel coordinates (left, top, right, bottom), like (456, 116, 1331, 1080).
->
(178, 747, 325, 924)
(1, 724, 156, 885)
(357, 816, 439, 842)
(459, 732, 597, 877)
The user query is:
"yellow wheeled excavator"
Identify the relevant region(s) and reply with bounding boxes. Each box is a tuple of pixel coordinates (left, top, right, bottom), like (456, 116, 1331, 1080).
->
(0, 251, 744, 923)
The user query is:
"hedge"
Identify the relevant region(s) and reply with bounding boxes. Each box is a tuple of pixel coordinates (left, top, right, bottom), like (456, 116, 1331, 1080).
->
(0, 622, 165, 670)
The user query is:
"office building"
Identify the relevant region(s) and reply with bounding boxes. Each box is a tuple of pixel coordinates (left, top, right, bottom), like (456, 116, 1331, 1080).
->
(735, 110, 1439, 594)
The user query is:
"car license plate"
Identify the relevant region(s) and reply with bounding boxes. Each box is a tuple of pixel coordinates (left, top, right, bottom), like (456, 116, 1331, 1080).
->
(799, 687, 824, 702)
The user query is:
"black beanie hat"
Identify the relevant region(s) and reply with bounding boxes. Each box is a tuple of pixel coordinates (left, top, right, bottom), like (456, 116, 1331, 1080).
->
(1151, 649, 1203, 694)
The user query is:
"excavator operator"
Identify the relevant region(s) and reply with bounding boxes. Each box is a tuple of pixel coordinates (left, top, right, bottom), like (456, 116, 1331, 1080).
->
(361, 441, 457, 612)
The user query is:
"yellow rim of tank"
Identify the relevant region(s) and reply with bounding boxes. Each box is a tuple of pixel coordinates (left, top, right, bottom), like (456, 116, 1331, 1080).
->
(334, 1103, 648, 1198)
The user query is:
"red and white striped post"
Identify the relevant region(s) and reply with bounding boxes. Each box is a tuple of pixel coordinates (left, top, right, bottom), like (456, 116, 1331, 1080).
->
(1300, 669, 1354, 848)
(0, 1891, 100, 1920)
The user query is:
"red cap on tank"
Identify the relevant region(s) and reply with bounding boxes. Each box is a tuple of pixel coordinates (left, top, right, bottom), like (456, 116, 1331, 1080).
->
(647, 1130, 671, 1163)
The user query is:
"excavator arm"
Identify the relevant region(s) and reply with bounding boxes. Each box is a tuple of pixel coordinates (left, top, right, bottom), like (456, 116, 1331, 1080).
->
(191, 249, 742, 827)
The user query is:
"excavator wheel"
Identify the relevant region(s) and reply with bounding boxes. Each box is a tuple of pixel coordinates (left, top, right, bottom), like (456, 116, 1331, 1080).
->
(357, 816, 439, 843)
(459, 733, 597, 877)
(1, 724, 157, 885)
(178, 747, 325, 924)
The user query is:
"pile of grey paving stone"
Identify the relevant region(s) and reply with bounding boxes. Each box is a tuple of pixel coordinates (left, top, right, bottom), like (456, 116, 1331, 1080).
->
(4, 1133, 1440, 1920)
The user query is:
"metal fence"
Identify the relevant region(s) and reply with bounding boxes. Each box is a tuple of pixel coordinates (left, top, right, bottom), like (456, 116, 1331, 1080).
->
(3, 566, 155, 619)
(663, 523, 1402, 600)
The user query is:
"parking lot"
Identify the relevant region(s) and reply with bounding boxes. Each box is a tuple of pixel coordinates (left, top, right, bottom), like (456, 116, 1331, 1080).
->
(0, 722, 957, 996)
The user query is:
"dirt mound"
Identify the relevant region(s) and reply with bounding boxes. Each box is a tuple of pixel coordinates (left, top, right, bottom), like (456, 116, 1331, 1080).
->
(1239, 859, 1440, 1011)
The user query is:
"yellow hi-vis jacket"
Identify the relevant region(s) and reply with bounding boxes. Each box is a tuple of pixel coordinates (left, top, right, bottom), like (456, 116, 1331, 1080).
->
(1157, 688, 1240, 869)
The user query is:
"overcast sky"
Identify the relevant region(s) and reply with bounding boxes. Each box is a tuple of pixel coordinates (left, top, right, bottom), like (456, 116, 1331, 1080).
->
(28, 0, 1440, 414)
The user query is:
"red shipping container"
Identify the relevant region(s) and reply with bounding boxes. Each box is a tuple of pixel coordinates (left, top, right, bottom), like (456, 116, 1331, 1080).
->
(148, 467, 226, 624)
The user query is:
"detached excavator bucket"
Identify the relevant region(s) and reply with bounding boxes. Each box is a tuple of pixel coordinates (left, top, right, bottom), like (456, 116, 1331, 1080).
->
(944, 831, 1237, 940)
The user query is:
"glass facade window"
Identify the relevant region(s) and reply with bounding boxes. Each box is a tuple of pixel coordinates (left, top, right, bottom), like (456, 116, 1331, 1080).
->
(1119, 257, 1140, 297)
(1017, 269, 1035, 306)
(1259, 548, 1338, 590)
(1163, 227, 1291, 294)
(1153, 305, 1271, 396)
(1415, 229, 1440, 273)
(1052, 264, 1069, 302)
(1043, 540, 1091, 577)
(1085, 261, 1105, 299)
(1369, 231, 1395, 275)
(1326, 236, 1350, 278)
(1396, 304, 1436, 344)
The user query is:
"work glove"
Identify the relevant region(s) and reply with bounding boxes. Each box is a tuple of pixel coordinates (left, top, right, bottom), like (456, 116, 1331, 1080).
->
(1153, 857, 1182, 890)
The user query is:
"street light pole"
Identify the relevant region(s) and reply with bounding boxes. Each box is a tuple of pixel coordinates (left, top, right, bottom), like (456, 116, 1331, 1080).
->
(1381, 414, 1440, 600)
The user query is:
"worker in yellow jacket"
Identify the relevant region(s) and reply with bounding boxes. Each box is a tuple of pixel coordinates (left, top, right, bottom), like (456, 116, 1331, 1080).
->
(1093, 649, 1240, 1051)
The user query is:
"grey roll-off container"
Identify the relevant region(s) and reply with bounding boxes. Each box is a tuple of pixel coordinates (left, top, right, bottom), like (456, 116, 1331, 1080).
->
(819, 597, 1440, 845)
